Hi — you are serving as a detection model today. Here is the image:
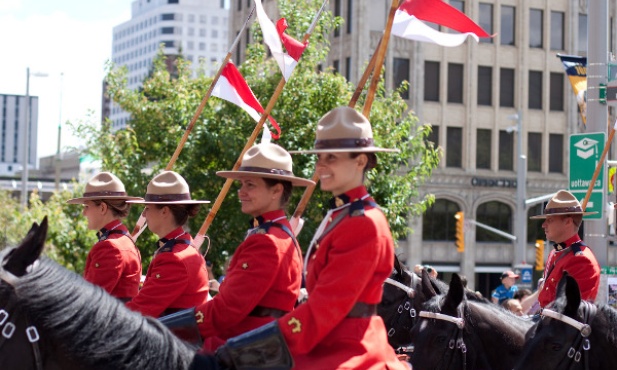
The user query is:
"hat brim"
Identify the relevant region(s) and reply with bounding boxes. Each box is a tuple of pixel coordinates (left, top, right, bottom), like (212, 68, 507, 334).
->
(530, 211, 598, 219)
(67, 196, 145, 205)
(289, 147, 400, 154)
(216, 171, 315, 187)
(125, 199, 210, 205)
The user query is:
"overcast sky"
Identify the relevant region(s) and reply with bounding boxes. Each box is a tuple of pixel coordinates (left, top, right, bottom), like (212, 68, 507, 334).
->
(0, 0, 133, 159)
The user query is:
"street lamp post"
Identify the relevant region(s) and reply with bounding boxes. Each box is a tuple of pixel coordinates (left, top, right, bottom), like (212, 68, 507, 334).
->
(508, 111, 527, 265)
(20, 68, 48, 208)
(55, 72, 64, 191)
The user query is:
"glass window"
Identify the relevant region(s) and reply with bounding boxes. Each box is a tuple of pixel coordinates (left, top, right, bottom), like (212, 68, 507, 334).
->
(422, 199, 461, 241)
(528, 70, 542, 109)
(424, 61, 440, 102)
(161, 13, 175, 21)
(448, 63, 464, 103)
(200, 15, 207, 24)
(500, 68, 515, 107)
(427, 125, 439, 147)
(499, 130, 514, 170)
(333, 59, 340, 74)
(161, 27, 174, 34)
(528, 132, 542, 172)
(334, 0, 341, 37)
(450, 1, 464, 12)
(530, 9, 543, 48)
(550, 11, 564, 50)
(501, 6, 515, 46)
(549, 134, 563, 173)
(446, 127, 463, 168)
(578, 14, 587, 53)
(550, 72, 564, 111)
(476, 201, 512, 242)
(394, 58, 410, 99)
(479, 3, 493, 44)
(347, 0, 353, 33)
(168, 0, 179, 3)
(237, 0, 242, 11)
(345, 57, 352, 81)
(212, 29, 218, 38)
(478, 66, 492, 106)
(476, 129, 491, 169)
(212, 16, 219, 25)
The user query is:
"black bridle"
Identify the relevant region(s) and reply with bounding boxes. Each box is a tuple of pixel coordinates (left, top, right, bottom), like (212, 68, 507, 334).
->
(383, 270, 418, 354)
(418, 306, 468, 370)
(541, 301, 597, 370)
(0, 268, 44, 370)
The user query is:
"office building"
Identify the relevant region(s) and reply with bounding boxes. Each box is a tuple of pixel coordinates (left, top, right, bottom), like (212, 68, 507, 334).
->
(109, 0, 230, 129)
(0, 94, 38, 177)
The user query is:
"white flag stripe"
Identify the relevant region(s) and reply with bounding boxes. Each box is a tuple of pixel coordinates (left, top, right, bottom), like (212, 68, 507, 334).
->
(212, 75, 262, 122)
(254, 0, 295, 81)
(392, 11, 480, 47)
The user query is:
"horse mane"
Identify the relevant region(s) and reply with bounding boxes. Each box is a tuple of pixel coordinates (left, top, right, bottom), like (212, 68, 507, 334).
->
(10, 252, 196, 370)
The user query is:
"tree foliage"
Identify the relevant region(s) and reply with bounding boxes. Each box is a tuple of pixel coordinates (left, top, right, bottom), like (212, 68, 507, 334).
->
(10, 0, 440, 275)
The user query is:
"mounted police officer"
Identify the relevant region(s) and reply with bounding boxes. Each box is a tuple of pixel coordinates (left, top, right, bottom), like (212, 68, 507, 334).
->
(67, 171, 143, 301)
(126, 170, 210, 318)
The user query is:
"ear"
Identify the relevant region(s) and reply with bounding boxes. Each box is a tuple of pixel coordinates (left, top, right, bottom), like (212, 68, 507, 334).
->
(4, 217, 48, 276)
(354, 153, 368, 169)
(393, 255, 405, 277)
(443, 273, 465, 311)
(562, 273, 581, 317)
(421, 268, 437, 298)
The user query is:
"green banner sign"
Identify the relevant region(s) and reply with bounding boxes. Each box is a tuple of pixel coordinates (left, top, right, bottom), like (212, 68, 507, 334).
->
(569, 133, 605, 220)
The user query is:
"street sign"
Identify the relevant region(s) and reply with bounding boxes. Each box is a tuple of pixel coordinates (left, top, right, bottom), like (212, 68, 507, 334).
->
(569, 133, 605, 220)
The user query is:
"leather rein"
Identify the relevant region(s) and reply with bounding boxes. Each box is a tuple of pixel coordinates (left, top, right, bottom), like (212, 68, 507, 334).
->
(0, 266, 44, 370)
(541, 301, 597, 370)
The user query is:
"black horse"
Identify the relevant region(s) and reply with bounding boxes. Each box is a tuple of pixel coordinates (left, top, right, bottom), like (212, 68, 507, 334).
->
(514, 274, 617, 370)
(0, 218, 200, 370)
(377, 256, 489, 351)
(409, 273, 534, 370)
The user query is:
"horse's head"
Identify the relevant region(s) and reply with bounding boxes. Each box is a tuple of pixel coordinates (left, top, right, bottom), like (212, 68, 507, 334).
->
(378, 255, 419, 349)
(409, 273, 468, 370)
(514, 273, 610, 370)
(1, 217, 47, 279)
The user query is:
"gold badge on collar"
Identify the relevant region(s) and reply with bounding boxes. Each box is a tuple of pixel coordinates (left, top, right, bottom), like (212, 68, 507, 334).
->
(253, 218, 260, 228)
(195, 310, 204, 324)
(335, 197, 344, 208)
(287, 317, 302, 333)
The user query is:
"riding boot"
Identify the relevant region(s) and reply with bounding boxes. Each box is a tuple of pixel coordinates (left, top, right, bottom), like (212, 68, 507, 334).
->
(215, 321, 293, 370)
(158, 307, 203, 347)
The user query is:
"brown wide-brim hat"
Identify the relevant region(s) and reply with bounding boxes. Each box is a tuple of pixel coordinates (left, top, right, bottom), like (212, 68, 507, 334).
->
(530, 189, 598, 219)
(216, 143, 315, 187)
(126, 170, 210, 205)
(290, 106, 399, 154)
(67, 172, 144, 204)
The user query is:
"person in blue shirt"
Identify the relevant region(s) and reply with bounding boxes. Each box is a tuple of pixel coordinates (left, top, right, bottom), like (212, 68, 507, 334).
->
(491, 270, 519, 304)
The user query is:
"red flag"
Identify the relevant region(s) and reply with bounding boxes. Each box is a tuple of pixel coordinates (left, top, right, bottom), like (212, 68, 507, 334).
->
(276, 18, 307, 61)
(393, 0, 492, 47)
(212, 62, 281, 139)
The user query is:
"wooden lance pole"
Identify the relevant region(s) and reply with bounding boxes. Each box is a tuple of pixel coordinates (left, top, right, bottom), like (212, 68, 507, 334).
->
(130, 7, 256, 241)
(192, 0, 330, 251)
(289, 0, 400, 234)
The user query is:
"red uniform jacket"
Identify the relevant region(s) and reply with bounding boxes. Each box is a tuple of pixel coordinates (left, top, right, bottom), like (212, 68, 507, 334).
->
(84, 220, 141, 300)
(277, 186, 407, 370)
(126, 227, 209, 318)
(539, 234, 600, 308)
(197, 210, 302, 351)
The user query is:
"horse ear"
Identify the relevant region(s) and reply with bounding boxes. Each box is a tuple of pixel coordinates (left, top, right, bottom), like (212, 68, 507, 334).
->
(443, 273, 465, 310)
(393, 255, 405, 277)
(562, 273, 581, 316)
(4, 217, 48, 276)
(421, 268, 437, 298)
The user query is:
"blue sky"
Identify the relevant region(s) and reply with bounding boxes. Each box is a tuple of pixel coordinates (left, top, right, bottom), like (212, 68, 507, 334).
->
(0, 0, 133, 159)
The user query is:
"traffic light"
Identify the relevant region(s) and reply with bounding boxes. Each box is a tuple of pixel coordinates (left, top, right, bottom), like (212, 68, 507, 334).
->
(455, 211, 464, 253)
(535, 240, 545, 271)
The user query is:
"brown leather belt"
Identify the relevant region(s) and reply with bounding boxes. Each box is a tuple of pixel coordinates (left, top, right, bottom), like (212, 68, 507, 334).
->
(249, 306, 289, 318)
(347, 302, 377, 318)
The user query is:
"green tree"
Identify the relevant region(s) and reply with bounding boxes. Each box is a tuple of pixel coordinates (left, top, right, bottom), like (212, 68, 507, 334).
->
(73, 0, 440, 272)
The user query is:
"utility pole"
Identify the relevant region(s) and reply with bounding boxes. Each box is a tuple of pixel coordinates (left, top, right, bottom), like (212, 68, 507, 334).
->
(55, 72, 64, 191)
(20, 68, 31, 209)
(508, 111, 527, 265)
(586, 0, 609, 266)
